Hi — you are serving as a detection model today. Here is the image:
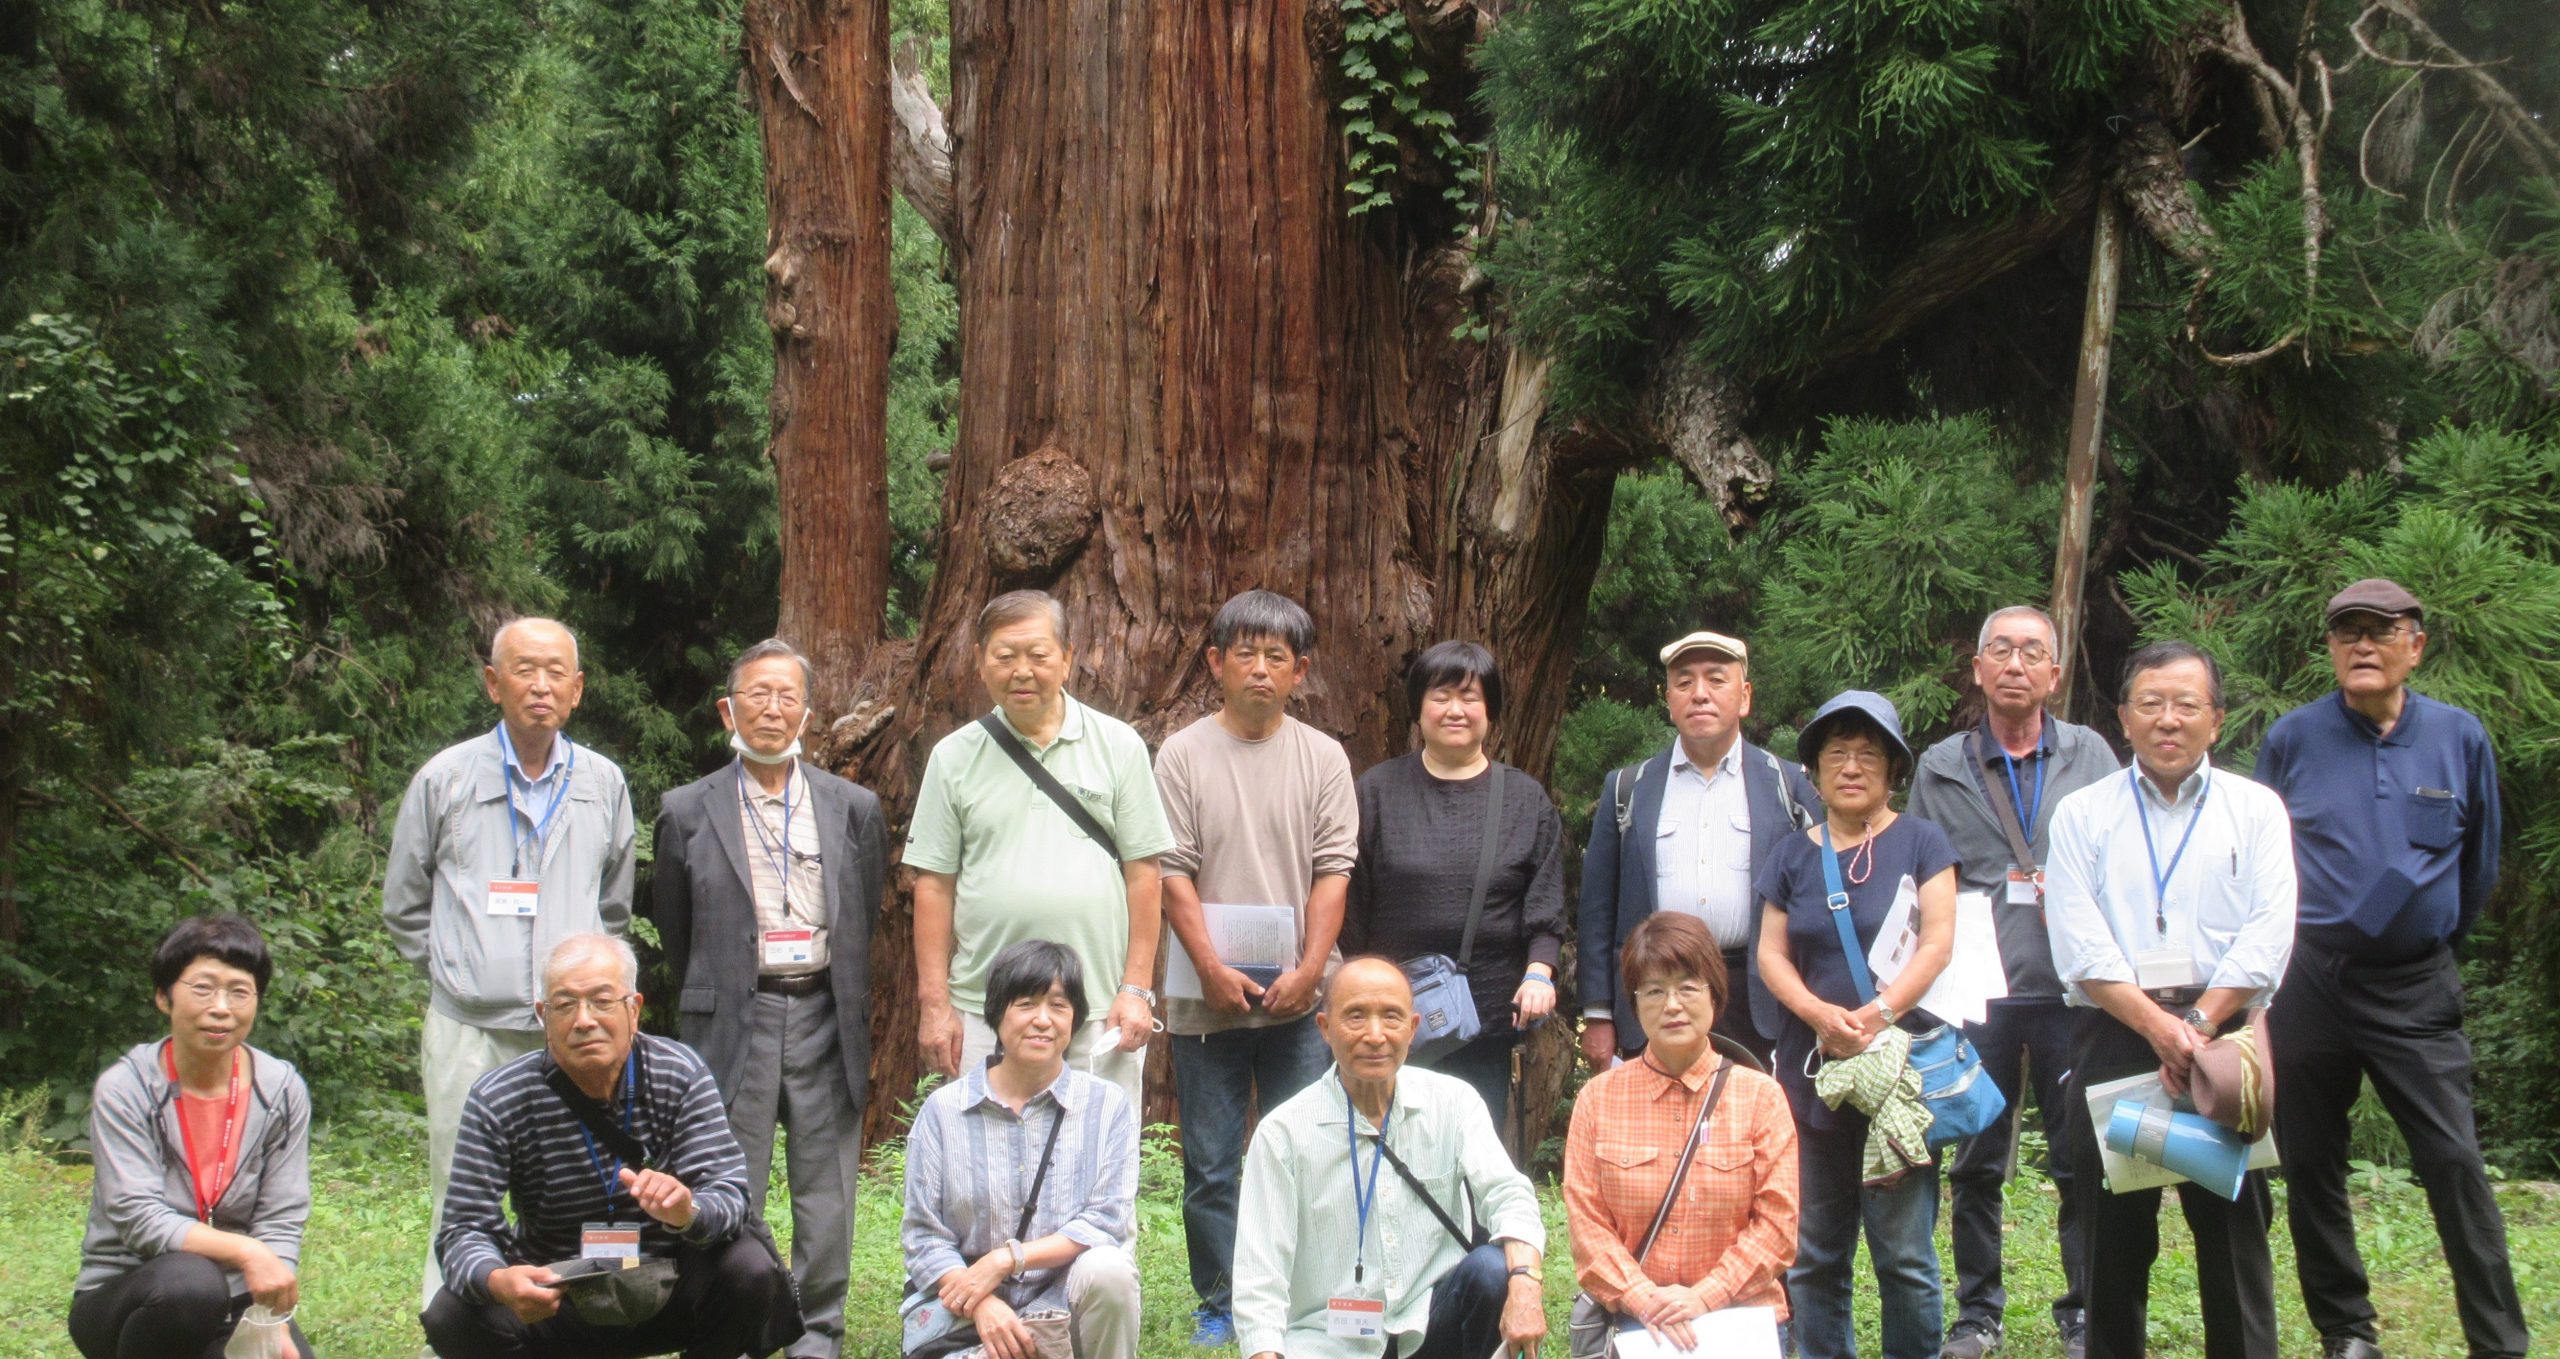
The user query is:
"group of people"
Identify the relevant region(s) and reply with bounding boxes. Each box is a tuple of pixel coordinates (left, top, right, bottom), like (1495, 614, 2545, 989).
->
(65, 580, 2526, 1359)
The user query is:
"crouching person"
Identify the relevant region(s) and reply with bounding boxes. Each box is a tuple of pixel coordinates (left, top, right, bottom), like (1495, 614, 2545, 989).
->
(72, 916, 314, 1359)
(421, 934, 800, 1359)
(1233, 957, 1548, 1359)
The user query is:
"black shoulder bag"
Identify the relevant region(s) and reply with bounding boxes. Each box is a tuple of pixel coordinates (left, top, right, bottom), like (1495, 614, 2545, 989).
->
(1565, 1060, 1735, 1359)
(980, 713, 1120, 861)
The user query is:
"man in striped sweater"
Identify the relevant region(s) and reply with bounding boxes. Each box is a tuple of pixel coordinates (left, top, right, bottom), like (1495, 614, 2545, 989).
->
(421, 934, 802, 1358)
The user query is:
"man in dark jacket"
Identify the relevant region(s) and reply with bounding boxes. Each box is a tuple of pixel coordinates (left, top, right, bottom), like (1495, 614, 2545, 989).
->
(646, 638, 886, 1359)
(1907, 606, 2119, 1359)
(1578, 629, 1818, 1067)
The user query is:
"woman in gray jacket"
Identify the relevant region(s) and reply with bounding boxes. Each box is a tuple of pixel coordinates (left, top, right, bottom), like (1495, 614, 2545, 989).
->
(70, 915, 314, 1359)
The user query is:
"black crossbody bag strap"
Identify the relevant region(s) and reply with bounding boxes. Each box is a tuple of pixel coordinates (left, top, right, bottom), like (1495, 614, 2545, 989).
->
(544, 1062, 653, 1169)
(1967, 729, 2041, 876)
(1632, 1060, 1733, 1262)
(1374, 1136, 1482, 1252)
(1017, 1102, 1070, 1241)
(980, 713, 1120, 861)
(1456, 765, 1505, 968)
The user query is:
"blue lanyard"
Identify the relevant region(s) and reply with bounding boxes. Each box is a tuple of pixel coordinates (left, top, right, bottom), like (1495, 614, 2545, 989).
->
(2000, 746, 2045, 835)
(1345, 1088, 1391, 1285)
(498, 726, 577, 878)
(2131, 767, 2211, 936)
(738, 766, 797, 887)
(576, 1050, 637, 1212)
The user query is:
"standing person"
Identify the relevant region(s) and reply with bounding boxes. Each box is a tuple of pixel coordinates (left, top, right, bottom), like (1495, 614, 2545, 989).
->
(1755, 691, 1959, 1359)
(70, 917, 314, 1359)
(1580, 628, 1818, 1070)
(1155, 591, 1359, 1347)
(384, 616, 636, 1314)
(906, 590, 1177, 1110)
(901, 941, 1143, 1359)
(2256, 580, 2526, 1359)
(1906, 606, 2118, 1359)
(648, 638, 888, 1359)
(2043, 642, 2295, 1359)
(1343, 641, 1567, 1130)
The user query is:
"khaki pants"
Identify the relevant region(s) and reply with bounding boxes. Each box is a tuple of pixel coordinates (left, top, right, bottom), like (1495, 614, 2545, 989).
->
(960, 1012, 1145, 1112)
(1065, 1245, 1142, 1359)
(420, 1008, 545, 1314)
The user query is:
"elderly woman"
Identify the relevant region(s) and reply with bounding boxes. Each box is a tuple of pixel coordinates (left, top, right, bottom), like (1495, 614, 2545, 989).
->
(1754, 692, 1958, 1359)
(1564, 912, 1799, 1352)
(1344, 640, 1567, 1131)
(70, 916, 313, 1359)
(903, 940, 1142, 1359)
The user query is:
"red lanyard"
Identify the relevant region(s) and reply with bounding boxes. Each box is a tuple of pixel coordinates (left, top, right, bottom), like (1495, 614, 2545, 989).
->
(164, 1042, 245, 1222)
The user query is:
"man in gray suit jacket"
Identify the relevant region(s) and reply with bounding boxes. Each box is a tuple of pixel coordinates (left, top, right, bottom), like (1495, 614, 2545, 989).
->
(1578, 629, 1820, 1067)
(647, 638, 886, 1359)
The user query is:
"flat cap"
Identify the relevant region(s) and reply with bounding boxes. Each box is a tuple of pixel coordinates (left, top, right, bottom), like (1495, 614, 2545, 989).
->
(2324, 577, 2423, 623)
(1659, 629, 1749, 666)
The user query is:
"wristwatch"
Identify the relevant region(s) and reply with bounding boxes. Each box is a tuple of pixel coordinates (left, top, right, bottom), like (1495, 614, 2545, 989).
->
(1118, 983, 1158, 1006)
(1507, 1265, 1541, 1285)
(1873, 1001, 1897, 1026)
(2182, 1007, 2215, 1037)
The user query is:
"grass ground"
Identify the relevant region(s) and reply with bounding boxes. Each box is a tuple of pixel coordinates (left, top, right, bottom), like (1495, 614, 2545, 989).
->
(1, 1129, 2550, 1358)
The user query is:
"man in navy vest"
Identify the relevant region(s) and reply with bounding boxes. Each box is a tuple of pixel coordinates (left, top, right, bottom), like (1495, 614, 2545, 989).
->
(2257, 579, 2526, 1359)
(1578, 629, 1819, 1068)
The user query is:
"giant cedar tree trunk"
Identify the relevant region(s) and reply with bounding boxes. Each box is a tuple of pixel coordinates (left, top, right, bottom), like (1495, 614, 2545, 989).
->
(833, 0, 1611, 1148)
(750, 0, 893, 713)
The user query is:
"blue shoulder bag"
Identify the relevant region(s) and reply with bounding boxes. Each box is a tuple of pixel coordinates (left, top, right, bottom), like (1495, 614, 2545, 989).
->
(1818, 826, 2005, 1149)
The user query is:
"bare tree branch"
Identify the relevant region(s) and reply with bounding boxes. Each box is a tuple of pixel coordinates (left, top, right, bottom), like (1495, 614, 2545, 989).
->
(2196, 5, 2326, 367)
(890, 37, 955, 250)
(2357, 0, 2560, 182)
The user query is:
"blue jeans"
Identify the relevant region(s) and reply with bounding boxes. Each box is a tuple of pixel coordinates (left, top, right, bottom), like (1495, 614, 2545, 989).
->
(1790, 1113, 1943, 1359)
(1170, 1016, 1331, 1313)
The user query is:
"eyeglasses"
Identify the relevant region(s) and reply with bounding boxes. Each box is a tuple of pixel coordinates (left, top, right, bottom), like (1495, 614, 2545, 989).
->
(2326, 619, 2414, 647)
(730, 687, 806, 713)
(2127, 695, 2215, 719)
(1633, 981, 1715, 1007)
(1817, 747, 1885, 771)
(539, 992, 637, 1021)
(176, 980, 257, 1008)
(1979, 641, 2053, 666)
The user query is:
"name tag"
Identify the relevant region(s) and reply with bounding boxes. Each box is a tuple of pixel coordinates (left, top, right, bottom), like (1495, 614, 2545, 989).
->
(1325, 1296, 1384, 1339)
(762, 927, 817, 968)
(2135, 945, 2201, 991)
(487, 879, 539, 916)
(2005, 866, 2042, 907)
(580, 1222, 641, 1259)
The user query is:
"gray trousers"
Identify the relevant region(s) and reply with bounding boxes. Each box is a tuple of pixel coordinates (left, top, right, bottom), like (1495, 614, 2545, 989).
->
(730, 987, 865, 1359)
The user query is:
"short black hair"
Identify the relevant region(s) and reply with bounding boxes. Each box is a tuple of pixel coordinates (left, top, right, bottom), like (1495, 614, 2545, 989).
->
(1406, 640, 1503, 726)
(150, 915, 274, 999)
(2120, 640, 2226, 709)
(981, 939, 1089, 1036)
(1208, 590, 1316, 658)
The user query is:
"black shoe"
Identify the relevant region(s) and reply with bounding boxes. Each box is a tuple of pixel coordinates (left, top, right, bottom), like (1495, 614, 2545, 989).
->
(2056, 1313, 2088, 1359)
(1943, 1320, 2002, 1359)
(2321, 1338, 2385, 1359)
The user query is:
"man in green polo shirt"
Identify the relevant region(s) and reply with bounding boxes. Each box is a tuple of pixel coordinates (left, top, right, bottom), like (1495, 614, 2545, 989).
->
(906, 589, 1176, 1109)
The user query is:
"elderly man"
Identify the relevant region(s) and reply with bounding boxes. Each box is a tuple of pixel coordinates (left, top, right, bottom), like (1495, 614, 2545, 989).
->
(386, 617, 636, 1313)
(1233, 957, 1547, 1359)
(1579, 629, 1817, 1068)
(905, 589, 1176, 1109)
(421, 935, 799, 1359)
(1907, 606, 2119, 1359)
(2044, 642, 2295, 1359)
(647, 638, 887, 1359)
(2256, 580, 2526, 1359)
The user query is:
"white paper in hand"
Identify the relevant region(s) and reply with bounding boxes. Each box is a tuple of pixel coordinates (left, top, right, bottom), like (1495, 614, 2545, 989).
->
(1162, 902, 1299, 1000)
(1607, 1306, 1784, 1359)
(1864, 884, 2009, 1027)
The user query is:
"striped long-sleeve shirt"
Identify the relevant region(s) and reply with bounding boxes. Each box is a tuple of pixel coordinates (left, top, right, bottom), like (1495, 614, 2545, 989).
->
(435, 1034, 749, 1301)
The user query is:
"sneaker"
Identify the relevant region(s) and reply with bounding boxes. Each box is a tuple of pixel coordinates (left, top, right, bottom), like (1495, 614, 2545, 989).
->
(2321, 1338, 2385, 1359)
(1189, 1309, 1235, 1348)
(1943, 1320, 2002, 1359)
(2057, 1313, 2088, 1359)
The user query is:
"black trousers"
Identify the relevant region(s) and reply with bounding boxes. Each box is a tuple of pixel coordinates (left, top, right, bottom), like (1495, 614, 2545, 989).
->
(1950, 993, 2087, 1330)
(68, 1252, 315, 1359)
(2271, 940, 2529, 1358)
(2064, 1006, 2277, 1359)
(1387, 1242, 1509, 1359)
(420, 1234, 799, 1359)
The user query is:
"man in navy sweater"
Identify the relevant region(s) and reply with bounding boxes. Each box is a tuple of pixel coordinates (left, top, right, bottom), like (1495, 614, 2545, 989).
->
(2256, 579, 2526, 1359)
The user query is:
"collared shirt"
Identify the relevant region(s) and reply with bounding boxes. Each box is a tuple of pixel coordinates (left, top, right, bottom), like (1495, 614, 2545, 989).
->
(1654, 740, 1757, 947)
(1233, 1065, 1545, 1359)
(900, 1060, 1138, 1318)
(737, 761, 827, 974)
(2256, 690, 2501, 959)
(905, 695, 1177, 1016)
(1561, 1048, 1797, 1317)
(2043, 759, 2296, 1008)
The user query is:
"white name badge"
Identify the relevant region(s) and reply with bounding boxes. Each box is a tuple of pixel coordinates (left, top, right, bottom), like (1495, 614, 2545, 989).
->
(2005, 867, 2042, 907)
(1325, 1296, 1384, 1339)
(762, 927, 817, 968)
(2134, 945, 2201, 991)
(580, 1222, 641, 1259)
(487, 879, 540, 917)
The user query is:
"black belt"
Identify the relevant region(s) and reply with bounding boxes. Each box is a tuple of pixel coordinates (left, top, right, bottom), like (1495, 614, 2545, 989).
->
(2145, 986, 2205, 1008)
(756, 972, 827, 996)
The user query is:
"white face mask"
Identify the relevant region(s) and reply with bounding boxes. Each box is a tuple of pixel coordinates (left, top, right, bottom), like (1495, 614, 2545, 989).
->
(729, 708, 809, 766)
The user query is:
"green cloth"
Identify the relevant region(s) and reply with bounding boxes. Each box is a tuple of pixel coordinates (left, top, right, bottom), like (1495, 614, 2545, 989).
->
(1813, 1025, 1933, 1184)
(904, 695, 1176, 1016)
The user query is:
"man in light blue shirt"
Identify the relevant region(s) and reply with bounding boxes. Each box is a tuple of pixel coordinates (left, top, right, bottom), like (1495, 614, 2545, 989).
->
(2043, 641, 2294, 1359)
(1234, 958, 1546, 1359)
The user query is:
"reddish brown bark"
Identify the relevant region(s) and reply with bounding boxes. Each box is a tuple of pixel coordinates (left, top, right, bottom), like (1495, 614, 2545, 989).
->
(749, 0, 893, 715)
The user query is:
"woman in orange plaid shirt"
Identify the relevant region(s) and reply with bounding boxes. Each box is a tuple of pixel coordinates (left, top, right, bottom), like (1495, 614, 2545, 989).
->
(1563, 912, 1801, 1351)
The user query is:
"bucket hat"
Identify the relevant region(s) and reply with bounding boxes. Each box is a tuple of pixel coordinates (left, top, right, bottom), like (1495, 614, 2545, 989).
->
(1797, 690, 1914, 783)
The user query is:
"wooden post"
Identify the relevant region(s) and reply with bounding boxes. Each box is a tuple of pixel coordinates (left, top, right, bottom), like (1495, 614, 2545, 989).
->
(2049, 195, 2124, 720)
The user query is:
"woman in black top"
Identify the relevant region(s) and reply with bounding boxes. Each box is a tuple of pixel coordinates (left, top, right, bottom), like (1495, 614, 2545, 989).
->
(1753, 691, 1957, 1359)
(1343, 641, 1566, 1133)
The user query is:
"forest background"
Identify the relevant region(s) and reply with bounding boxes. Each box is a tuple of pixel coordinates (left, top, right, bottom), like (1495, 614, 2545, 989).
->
(3, 0, 2558, 1189)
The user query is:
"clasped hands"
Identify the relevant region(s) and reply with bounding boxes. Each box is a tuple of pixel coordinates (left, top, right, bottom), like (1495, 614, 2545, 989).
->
(1811, 999, 1895, 1060)
(940, 1251, 1040, 1359)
